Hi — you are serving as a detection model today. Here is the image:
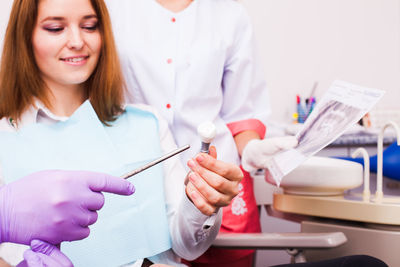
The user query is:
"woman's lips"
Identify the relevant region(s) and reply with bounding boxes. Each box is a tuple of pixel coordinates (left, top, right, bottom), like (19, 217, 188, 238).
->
(60, 55, 89, 66)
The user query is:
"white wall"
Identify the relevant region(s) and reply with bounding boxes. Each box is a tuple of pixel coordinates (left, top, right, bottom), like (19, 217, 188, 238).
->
(0, 0, 12, 50)
(1, 0, 399, 123)
(241, 0, 400, 123)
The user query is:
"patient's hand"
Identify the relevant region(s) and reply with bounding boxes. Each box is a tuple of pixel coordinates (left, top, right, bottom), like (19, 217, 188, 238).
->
(185, 146, 243, 216)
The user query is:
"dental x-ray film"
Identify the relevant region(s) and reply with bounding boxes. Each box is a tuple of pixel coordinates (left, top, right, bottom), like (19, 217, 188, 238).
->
(266, 80, 385, 186)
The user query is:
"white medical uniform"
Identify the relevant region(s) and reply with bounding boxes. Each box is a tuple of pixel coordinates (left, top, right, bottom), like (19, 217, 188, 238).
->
(0, 102, 221, 266)
(106, 1, 271, 263)
(106, 0, 271, 167)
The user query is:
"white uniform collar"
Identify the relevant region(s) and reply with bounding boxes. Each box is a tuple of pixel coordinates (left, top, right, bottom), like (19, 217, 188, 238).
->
(12, 99, 73, 130)
(34, 100, 69, 122)
(150, 0, 197, 16)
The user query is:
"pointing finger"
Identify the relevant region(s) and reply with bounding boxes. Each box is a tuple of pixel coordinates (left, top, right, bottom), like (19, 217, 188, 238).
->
(85, 172, 135, 195)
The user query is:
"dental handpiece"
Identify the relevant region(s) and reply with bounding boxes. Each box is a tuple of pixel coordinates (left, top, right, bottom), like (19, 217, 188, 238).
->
(121, 144, 190, 179)
(197, 121, 217, 153)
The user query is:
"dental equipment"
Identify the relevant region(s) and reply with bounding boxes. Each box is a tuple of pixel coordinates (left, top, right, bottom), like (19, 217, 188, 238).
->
(197, 121, 218, 228)
(376, 121, 400, 203)
(197, 121, 216, 153)
(121, 144, 190, 179)
(183, 121, 216, 186)
(351, 148, 370, 202)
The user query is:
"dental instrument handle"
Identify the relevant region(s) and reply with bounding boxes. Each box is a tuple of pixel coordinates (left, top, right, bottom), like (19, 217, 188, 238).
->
(376, 121, 400, 203)
(200, 143, 211, 154)
(197, 121, 217, 153)
(121, 144, 190, 179)
(352, 147, 370, 202)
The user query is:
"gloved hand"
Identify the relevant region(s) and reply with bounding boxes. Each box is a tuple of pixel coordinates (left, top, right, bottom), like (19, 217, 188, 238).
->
(241, 136, 298, 172)
(17, 240, 73, 267)
(0, 170, 135, 245)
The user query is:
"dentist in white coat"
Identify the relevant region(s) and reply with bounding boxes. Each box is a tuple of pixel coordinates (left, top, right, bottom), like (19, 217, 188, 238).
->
(106, 0, 298, 266)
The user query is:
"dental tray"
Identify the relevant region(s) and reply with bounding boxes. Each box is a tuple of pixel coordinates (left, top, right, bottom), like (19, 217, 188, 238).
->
(273, 192, 400, 225)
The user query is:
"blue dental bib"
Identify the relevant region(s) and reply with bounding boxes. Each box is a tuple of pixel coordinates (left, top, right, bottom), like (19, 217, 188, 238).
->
(0, 101, 171, 266)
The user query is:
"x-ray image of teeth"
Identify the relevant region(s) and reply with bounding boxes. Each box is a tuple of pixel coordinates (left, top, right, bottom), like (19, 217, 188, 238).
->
(296, 100, 361, 156)
(265, 80, 385, 187)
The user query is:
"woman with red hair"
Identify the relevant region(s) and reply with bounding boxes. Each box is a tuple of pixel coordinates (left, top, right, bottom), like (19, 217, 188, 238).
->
(0, 0, 243, 266)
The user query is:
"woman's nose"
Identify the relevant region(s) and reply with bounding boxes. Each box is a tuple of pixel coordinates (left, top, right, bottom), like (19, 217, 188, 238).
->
(67, 27, 84, 50)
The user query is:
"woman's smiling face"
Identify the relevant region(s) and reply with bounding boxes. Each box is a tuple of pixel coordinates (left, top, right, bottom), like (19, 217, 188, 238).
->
(32, 0, 102, 90)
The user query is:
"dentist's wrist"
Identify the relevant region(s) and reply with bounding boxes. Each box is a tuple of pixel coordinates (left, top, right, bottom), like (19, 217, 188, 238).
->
(241, 139, 262, 172)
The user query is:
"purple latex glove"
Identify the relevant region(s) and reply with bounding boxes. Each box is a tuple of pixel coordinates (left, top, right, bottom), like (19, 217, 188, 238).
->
(17, 240, 73, 267)
(0, 170, 135, 245)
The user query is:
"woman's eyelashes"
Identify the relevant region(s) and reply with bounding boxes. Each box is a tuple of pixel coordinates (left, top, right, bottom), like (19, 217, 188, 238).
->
(82, 22, 98, 31)
(43, 26, 63, 33)
(42, 22, 98, 33)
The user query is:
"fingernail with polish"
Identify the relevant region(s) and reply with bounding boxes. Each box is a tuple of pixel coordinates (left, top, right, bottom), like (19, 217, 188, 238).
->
(187, 159, 196, 168)
(196, 155, 204, 163)
(190, 190, 198, 200)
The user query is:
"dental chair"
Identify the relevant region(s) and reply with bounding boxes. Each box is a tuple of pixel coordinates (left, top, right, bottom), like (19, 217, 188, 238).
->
(212, 171, 347, 265)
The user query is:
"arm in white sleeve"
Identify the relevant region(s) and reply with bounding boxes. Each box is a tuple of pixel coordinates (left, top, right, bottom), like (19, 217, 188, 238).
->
(220, 4, 271, 126)
(155, 108, 222, 260)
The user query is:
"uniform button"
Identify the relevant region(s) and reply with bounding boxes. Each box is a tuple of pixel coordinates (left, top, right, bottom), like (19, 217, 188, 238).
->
(166, 103, 171, 109)
(171, 17, 176, 23)
(167, 58, 173, 64)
